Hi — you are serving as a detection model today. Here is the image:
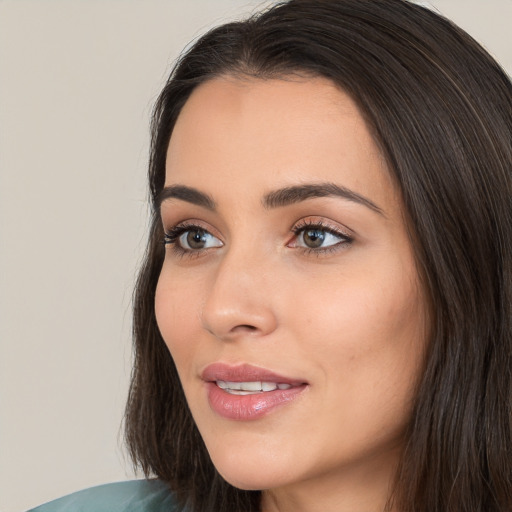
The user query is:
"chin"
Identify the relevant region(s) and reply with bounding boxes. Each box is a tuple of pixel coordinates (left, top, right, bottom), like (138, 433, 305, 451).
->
(216, 467, 287, 491)
(207, 447, 295, 491)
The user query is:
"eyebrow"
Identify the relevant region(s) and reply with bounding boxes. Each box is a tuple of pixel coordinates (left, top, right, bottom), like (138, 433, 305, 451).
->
(157, 182, 383, 216)
(262, 183, 384, 215)
(157, 185, 216, 210)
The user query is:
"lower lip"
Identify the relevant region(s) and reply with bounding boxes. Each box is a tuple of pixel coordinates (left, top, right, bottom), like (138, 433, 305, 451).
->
(206, 382, 307, 421)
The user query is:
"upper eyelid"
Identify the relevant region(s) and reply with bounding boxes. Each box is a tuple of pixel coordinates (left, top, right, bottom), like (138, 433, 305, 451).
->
(294, 221, 343, 232)
(292, 223, 353, 244)
(163, 219, 220, 235)
(164, 223, 221, 240)
(292, 218, 354, 237)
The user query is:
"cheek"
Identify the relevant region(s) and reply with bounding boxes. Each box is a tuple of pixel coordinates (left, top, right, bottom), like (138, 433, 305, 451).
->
(154, 271, 199, 368)
(296, 260, 426, 404)
(301, 266, 423, 346)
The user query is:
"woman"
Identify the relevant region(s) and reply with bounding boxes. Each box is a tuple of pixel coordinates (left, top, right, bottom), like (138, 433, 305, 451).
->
(30, 0, 512, 511)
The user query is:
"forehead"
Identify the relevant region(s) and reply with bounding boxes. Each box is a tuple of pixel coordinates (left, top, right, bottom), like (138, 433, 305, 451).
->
(165, 75, 399, 213)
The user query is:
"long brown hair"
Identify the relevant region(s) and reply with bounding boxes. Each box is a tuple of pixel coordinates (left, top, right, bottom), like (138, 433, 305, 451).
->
(125, 1, 512, 510)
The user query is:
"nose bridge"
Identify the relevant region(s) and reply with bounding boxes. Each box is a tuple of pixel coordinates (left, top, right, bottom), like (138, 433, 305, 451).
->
(201, 239, 278, 340)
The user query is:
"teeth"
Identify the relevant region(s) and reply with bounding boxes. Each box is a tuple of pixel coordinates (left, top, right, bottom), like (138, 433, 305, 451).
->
(241, 381, 262, 391)
(216, 380, 240, 390)
(216, 380, 290, 393)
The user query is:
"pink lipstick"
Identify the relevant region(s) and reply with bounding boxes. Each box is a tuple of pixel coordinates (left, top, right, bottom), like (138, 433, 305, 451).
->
(201, 363, 308, 421)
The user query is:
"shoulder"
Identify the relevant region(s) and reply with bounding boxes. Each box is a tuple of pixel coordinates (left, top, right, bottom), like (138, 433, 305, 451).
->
(26, 479, 181, 512)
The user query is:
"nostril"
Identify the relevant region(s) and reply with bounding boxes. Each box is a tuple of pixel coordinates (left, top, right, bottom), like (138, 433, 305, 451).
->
(235, 324, 258, 332)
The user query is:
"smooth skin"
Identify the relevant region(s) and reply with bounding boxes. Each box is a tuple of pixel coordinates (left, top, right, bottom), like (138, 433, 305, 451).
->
(155, 76, 428, 512)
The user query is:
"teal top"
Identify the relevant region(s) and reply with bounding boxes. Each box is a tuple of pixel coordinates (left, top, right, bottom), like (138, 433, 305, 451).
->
(27, 480, 180, 512)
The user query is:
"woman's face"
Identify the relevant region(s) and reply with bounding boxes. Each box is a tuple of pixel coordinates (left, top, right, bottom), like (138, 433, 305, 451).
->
(156, 76, 427, 507)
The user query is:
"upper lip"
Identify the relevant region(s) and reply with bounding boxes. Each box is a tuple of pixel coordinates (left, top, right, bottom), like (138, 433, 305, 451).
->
(201, 363, 307, 386)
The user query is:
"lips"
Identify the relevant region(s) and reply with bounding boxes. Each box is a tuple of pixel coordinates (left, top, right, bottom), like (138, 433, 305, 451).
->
(201, 363, 308, 420)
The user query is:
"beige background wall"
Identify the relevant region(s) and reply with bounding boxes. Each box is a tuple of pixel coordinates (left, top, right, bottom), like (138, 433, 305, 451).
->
(1, 1, 510, 511)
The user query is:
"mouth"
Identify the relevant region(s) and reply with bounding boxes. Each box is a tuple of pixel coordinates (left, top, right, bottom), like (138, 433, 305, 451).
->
(215, 380, 295, 395)
(201, 363, 308, 420)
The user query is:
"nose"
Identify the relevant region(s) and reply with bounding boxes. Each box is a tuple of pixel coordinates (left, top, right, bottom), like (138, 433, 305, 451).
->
(201, 248, 278, 341)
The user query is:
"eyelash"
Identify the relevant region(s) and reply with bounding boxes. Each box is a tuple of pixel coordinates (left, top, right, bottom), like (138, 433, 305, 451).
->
(291, 219, 354, 255)
(163, 220, 353, 258)
(163, 222, 213, 259)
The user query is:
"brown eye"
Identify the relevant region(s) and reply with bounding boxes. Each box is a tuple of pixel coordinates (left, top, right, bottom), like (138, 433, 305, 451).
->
(302, 229, 326, 248)
(178, 228, 223, 251)
(185, 229, 208, 249)
(292, 224, 351, 251)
